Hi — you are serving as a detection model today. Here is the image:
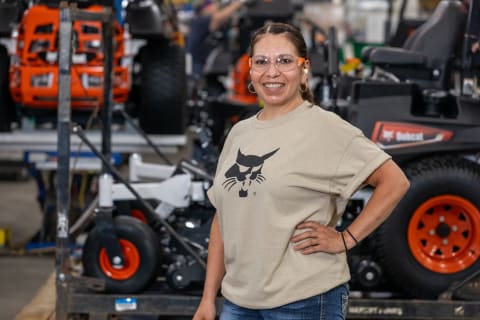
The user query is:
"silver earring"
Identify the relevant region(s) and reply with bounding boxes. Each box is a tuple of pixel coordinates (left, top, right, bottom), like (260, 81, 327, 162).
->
(247, 82, 256, 94)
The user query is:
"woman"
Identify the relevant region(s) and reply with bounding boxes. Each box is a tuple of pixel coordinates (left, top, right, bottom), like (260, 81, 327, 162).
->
(193, 22, 410, 320)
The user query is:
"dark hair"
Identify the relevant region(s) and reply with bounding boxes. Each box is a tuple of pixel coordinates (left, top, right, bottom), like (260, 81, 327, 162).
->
(248, 22, 314, 103)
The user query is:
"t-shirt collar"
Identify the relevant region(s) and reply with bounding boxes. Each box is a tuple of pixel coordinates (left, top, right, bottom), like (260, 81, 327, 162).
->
(251, 100, 313, 128)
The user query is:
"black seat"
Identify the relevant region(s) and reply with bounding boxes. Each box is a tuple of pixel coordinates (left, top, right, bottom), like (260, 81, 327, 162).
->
(363, 0, 466, 90)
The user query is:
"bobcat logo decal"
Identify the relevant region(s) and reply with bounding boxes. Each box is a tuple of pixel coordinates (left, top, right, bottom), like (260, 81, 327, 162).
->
(222, 148, 279, 197)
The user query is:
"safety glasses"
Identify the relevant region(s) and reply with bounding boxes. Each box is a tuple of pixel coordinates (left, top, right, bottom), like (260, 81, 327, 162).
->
(249, 54, 306, 73)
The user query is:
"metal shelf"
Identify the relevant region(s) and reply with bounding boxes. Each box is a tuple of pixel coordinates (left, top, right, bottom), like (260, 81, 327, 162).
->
(0, 129, 186, 154)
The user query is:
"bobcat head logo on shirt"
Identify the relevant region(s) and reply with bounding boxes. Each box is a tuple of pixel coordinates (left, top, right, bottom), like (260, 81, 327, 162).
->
(222, 148, 279, 198)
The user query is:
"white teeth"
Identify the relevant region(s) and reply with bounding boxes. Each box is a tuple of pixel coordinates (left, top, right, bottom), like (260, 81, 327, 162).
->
(264, 83, 283, 88)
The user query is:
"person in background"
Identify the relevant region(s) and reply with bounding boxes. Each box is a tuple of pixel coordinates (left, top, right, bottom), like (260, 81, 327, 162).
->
(186, 0, 250, 78)
(193, 22, 410, 320)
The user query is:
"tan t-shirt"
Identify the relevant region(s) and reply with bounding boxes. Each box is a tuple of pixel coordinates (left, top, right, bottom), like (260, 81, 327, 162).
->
(208, 100, 390, 308)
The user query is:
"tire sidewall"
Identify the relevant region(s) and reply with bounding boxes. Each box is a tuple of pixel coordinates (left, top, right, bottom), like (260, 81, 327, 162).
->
(82, 216, 160, 293)
(377, 159, 480, 298)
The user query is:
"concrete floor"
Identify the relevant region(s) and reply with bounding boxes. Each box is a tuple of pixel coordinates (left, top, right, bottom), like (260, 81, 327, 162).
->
(0, 255, 54, 320)
(0, 177, 55, 320)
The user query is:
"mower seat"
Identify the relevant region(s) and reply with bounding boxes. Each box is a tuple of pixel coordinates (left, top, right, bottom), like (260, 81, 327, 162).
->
(364, 0, 465, 90)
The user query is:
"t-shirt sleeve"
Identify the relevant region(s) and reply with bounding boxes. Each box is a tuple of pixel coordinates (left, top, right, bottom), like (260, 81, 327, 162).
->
(330, 134, 391, 200)
(206, 151, 225, 209)
(206, 123, 236, 209)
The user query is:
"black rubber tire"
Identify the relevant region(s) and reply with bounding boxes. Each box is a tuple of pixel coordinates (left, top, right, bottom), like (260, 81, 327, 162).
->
(137, 41, 186, 134)
(0, 45, 13, 132)
(82, 215, 161, 293)
(374, 156, 480, 299)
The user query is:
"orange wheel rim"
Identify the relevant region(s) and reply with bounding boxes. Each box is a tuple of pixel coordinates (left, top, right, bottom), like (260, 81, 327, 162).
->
(99, 239, 140, 280)
(408, 195, 480, 273)
(131, 209, 148, 223)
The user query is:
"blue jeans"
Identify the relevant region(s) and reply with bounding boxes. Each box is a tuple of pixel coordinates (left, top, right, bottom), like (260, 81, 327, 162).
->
(220, 283, 349, 320)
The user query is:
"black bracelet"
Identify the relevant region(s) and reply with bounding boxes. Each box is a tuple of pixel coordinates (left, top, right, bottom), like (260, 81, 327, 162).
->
(345, 228, 359, 245)
(340, 231, 348, 252)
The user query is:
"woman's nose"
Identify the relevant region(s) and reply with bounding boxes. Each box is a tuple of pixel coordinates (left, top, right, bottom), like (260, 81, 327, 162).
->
(265, 62, 281, 75)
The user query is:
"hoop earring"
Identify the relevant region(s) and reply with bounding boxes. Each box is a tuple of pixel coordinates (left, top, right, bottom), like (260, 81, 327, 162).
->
(300, 83, 308, 93)
(247, 82, 256, 94)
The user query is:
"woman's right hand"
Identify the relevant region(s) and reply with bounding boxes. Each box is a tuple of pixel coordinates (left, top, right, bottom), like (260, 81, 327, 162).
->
(193, 300, 217, 320)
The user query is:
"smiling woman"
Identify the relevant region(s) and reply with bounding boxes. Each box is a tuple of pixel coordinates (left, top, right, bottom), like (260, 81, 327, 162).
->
(247, 24, 313, 117)
(193, 22, 410, 320)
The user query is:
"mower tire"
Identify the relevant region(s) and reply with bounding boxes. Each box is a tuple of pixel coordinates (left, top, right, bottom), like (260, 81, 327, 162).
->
(137, 41, 186, 134)
(82, 215, 161, 293)
(375, 156, 480, 299)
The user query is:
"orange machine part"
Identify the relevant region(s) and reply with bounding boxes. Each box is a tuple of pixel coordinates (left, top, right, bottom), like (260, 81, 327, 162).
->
(10, 4, 130, 110)
(228, 53, 257, 105)
(408, 195, 480, 273)
(99, 239, 140, 280)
